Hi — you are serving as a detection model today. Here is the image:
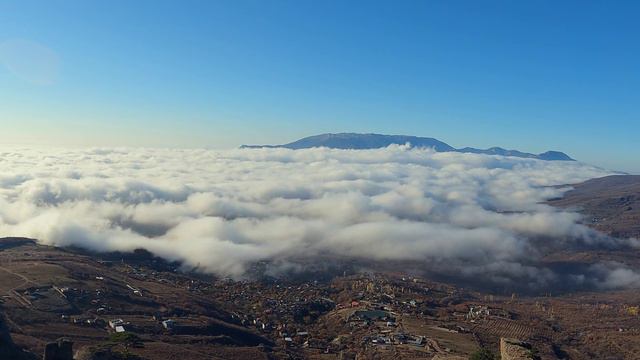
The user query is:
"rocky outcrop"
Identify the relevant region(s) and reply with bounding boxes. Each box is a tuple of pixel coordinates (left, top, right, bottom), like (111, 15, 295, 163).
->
(0, 312, 35, 359)
(43, 338, 73, 360)
(74, 345, 117, 360)
(500, 337, 532, 360)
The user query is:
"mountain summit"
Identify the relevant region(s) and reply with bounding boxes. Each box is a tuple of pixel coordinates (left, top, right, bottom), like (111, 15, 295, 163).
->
(241, 133, 575, 161)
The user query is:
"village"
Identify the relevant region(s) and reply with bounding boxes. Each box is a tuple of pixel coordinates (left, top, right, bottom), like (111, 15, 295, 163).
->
(3, 240, 640, 359)
(0, 245, 516, 359)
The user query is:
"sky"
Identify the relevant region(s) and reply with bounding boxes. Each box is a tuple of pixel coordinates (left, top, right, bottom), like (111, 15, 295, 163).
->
(0, 0, 638, 173)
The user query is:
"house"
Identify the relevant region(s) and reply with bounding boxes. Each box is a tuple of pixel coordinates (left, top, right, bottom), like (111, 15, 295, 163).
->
(126, 284, 142, 296)
(303, 339, 327, 349)
(393, 333, 408, 343)
(372, 336, 391, 345)
(466, 305, 490, 320)
(408, 336, 424, 346)
(109, 319, 124, 329)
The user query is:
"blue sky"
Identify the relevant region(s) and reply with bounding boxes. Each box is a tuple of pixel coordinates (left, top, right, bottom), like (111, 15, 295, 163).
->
(0, 0, 638, 172)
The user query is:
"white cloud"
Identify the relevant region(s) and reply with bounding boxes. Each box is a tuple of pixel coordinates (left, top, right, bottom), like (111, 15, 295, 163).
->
(588, 262, 640, 290)
(0, 145, 628, 288)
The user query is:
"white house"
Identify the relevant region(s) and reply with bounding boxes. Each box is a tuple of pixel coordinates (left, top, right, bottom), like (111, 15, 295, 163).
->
(109, 319, 124, 329)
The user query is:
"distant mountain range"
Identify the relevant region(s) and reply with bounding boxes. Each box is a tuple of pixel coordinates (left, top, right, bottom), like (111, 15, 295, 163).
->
(241, 133, 575, 161)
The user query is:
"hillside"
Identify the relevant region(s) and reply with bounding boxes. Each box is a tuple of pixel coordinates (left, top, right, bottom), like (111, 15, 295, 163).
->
(549, 175, 640, 238)
(0, 238, 271, 359)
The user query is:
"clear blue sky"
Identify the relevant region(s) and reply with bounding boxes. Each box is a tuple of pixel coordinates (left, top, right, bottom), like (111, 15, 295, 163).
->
(0, 0, 638, 172)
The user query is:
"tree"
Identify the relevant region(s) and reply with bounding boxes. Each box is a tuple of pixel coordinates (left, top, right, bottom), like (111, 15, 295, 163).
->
(109, 332, 143, 355)
(469, 348, 497, 360)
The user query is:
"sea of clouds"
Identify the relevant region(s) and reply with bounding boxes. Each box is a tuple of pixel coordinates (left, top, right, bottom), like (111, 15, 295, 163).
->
(0, 145, 636, 290)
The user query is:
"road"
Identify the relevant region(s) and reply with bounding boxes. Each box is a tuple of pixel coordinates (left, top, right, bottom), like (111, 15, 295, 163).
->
(0, 264, 40, 307)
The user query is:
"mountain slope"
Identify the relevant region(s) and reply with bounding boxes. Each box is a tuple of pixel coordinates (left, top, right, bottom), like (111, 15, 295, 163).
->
(548, 175, 640, 238)
(241, 133, 575, 161)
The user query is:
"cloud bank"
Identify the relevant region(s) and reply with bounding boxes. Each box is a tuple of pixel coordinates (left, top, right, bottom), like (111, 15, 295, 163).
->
(0, 145, 633, 290)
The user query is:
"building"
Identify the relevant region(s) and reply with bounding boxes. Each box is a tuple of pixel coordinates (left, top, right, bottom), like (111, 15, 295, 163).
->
(408, 336, 424, 346)
(466, 305, 490, 320)
(108, 319, 124, 329)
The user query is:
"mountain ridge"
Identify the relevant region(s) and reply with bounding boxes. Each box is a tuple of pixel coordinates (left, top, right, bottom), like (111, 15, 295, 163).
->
(241, 133, 575, 161)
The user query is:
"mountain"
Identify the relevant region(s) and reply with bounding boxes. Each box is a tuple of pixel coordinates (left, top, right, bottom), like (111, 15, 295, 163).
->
(241, 133, 575, 161)
(243, 133, 455, 152)
(458, 147, 575, 161)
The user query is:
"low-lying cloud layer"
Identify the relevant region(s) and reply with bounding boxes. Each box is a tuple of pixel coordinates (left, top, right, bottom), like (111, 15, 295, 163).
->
(0, 145, 634, 290)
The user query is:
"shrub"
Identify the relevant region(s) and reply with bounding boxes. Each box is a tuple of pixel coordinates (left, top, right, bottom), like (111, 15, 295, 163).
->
(469, 348, 497, 360)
